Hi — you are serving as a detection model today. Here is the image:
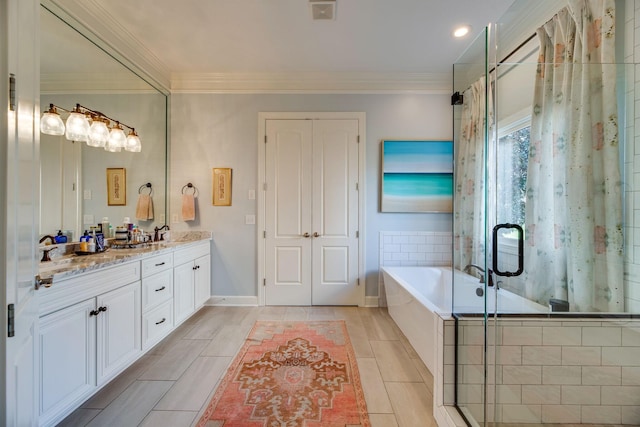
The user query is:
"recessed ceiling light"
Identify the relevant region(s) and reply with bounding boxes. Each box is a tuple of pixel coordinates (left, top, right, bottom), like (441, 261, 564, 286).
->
(453, 25, 471, 38)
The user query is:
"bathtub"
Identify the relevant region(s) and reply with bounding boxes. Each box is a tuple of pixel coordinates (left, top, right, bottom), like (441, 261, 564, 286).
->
(380, 266, 547, 374)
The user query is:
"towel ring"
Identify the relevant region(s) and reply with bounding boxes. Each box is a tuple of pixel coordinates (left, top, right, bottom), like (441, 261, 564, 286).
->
(181, 182, 198, 196)
(138, 182, 153, 196)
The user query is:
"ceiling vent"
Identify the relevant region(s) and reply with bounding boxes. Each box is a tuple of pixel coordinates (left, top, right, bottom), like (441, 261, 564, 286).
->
(309, 0, 336, 20)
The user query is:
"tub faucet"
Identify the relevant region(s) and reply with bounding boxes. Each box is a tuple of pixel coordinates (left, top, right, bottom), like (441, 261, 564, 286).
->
(463, 264, 485, 283)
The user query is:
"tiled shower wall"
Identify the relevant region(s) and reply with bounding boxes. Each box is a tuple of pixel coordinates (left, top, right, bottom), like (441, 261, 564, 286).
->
(453, 317, 640, 424)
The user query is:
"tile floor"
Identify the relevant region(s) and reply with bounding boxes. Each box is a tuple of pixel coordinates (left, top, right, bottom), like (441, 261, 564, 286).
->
(58, 306, 438, 427)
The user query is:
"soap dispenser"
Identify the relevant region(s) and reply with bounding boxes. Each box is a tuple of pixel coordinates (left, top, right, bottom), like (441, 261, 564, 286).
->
(54, 230, 67, 244)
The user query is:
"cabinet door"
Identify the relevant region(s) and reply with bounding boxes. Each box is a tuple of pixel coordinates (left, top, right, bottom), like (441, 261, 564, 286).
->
(174, 262, 195, 325)
(194, 254, 211, 307)
(39, 299, 96, 426)
(96, 281, 142, 386)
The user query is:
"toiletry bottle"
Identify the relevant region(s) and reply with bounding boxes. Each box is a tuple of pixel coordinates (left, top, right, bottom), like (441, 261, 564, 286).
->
(79, 236, 88, 252)
(87, 237, 96, 253)
(101, 217, 110, 238)
(55, 230, 67, 244)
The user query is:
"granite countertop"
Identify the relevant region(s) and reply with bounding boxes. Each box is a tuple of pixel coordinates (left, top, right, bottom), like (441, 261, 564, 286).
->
(38, 231, 212, 283)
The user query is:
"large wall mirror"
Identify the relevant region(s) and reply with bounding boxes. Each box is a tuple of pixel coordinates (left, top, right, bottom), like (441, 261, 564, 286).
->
(40, 4, 168, 241)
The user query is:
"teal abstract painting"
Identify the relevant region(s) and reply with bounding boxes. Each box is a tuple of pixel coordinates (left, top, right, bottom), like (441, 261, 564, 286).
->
(381, 140, 453, 212)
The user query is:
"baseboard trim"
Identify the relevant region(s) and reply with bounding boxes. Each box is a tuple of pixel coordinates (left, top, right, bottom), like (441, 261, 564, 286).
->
(364, 296, 379, 307)
(206, 296, 259, 306)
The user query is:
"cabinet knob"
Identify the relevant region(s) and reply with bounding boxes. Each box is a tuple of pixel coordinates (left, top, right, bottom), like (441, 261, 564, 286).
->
(303, 232, 310, 238)
(313, 232, 321, 238)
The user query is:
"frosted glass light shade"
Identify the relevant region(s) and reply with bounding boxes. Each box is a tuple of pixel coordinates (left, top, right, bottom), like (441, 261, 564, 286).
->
(125, 130, 141, 152)
(40, 111, 65, 136)
(104, 138, 122, 152)
(87, 119, 109, 147)
(108, 125, 127, 149)
(65, 112, 90, 142)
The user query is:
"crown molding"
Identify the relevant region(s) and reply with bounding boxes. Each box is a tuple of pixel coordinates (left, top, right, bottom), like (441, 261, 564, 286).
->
(170, 72, 452, 94)
(41, 73, 160, 95)
(46, 0, 171, 93)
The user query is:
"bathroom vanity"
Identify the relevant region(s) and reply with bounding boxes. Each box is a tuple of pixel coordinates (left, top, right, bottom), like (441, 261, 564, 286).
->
(36, 235, 211, 427)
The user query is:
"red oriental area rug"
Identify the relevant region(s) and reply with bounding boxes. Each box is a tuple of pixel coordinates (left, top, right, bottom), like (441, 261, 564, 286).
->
(197, 320, 370, 427)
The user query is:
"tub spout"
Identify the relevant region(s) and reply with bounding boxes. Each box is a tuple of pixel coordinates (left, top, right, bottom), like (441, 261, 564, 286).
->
(463, 264, 485, 283)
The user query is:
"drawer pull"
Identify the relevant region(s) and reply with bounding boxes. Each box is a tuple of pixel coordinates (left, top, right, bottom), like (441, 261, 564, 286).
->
(155, 318, 166, 325)
(155, 262, 166, 267)
(155, 286, 166, 292)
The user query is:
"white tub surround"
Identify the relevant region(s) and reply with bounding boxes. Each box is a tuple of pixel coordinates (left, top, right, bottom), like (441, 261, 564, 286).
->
(381, 265, 548, 427)
(36, 234, 211, 427)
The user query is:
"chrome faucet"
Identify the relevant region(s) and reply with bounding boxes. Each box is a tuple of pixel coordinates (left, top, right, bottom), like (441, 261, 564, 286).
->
(463, 264, 485, 283)
(153, 225, 170, 242)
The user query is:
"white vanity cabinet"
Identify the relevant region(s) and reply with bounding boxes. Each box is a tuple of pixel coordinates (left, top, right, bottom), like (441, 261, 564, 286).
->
(38, 262, 141, 427)
(96, 281, 141, 385)
(39, 299, 96, 427)
(141, 253, 174, 350)
(173, 241, 211, 326)
(37, 238, 211, 427)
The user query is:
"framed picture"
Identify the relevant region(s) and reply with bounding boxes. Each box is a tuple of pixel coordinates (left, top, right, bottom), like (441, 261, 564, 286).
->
(106, 167, 126, 206)
(381, 140, 453, 213)
(212, 168, 232, 206)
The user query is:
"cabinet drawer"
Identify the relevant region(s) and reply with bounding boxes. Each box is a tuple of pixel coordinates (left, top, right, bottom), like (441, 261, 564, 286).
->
(141, 252, 173, 277)
(141, 269, 173, 311)
(142, 300, 173, 350)
(173, 241, 210, 265)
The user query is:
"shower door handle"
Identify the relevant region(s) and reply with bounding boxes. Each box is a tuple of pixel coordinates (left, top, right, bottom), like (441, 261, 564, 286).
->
(492, 223, 524, 277)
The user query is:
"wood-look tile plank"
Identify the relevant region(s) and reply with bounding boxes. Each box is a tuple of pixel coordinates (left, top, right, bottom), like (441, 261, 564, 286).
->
(359, 308, 400, 341)
(57, 408, 101, 427)
(371, 340, 423, 382)
(357, 358, 393, 413)
(201, 324, 250, 357)
(370, 413, 400, 427)
(284, 306, 310, 320)
(86, 380, 173, 427)
(139, 410, 197, 427)
(411, 356, 435, 394)
(385, 382, 436, 427)
(139, 339, 208, 381)
(82, 353, 161, 409)
(155, 356, 231, 411)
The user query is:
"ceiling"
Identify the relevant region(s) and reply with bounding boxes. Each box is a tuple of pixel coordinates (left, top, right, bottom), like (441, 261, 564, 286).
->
(48, 0, 517, 92)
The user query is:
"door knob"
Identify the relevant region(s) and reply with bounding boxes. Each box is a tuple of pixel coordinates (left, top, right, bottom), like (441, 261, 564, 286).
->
(313, 232, 320, 238)
(303, 233, 310, 238)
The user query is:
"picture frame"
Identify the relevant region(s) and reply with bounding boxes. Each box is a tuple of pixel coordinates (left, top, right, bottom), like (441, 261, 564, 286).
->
(380, 140, 453, 213)
(212, 167, 232, 206)
(106, 167, 126, 206)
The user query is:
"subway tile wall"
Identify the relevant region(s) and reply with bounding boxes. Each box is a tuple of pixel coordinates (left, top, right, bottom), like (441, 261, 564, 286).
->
(378, 231, 452, 305)
(379, 231, 452, 267)
(455, 317, 640, 425)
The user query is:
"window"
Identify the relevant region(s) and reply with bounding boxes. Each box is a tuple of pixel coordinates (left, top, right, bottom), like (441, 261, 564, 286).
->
(496, 119, 530, 230)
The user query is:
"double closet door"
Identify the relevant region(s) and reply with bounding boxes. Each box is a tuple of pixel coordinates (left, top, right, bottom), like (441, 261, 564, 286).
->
(264, 118, 360, 306)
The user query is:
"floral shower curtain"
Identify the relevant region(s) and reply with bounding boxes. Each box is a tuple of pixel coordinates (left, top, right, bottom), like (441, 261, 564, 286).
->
(454, 78, 491, 272)
(524, 0, 623, 312)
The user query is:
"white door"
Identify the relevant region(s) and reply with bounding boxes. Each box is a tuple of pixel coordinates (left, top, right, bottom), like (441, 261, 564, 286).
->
(264, 120, 313, 305)
(3, 0, 40, 425)
(264, 118, 359, 306)
(311, 120, 360, 305)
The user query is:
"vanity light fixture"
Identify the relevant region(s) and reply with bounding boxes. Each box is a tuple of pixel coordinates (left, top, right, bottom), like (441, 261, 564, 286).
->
(40, 103, 142, 153)
(453, 25, 471, 38)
